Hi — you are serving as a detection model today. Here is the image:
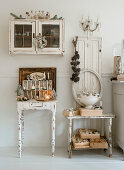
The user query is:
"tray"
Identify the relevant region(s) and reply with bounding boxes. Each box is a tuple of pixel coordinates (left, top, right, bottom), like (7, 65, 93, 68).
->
(90, 137, 108, 149)
(72, 135, 90, 149)
(78, 129, 100, 139)
(79, 108, 102, 116)
(63, 109, 80, 117)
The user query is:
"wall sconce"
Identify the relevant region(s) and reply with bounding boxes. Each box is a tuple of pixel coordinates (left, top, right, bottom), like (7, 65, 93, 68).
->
(81, 16, 100, 35)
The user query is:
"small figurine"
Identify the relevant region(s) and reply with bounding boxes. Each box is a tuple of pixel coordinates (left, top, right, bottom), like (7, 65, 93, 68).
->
(51, 15, 58, 20)
(26, 12, 30, 19)
(45, 12, 50, 19)
(16, 84, 24, 96)
(40, 11, 45, 19)
(50, 15, 63, 20)
(27, 75, 30, 80)
(52, 89, 57, 99)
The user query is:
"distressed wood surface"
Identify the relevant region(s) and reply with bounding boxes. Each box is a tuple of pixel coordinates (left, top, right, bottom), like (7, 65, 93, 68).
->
(66, 115, 114, 158)
(9, 19, 65, 55)
(65, 114, 115, 119)
(17, 100, 57, 158)
(108, 118, 112, 157)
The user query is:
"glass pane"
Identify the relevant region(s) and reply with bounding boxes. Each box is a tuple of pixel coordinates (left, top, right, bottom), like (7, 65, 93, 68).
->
(14, 25, 23, 47)
(14, 24, 32, 48)
(24, 25, 32, 47)
(42, 24, 60, 48)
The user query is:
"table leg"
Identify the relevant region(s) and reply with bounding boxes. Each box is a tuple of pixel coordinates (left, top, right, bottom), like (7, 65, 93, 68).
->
(21, 111, 24, 148)
(17, 109, 22, 158)
(51, 111, 55, 157)
(108, 118, 112, 157)
(68, 118, 72, 158)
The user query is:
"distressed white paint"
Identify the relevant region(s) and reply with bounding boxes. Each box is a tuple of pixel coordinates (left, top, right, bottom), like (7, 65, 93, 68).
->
(9, 20, 36, 54)
(17, 100, 56, 157)
(66, 114, 115, 158)
(9, 19, 64, 55)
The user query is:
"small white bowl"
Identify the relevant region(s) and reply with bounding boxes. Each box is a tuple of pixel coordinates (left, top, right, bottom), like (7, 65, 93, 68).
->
(79, 94, 100, 109)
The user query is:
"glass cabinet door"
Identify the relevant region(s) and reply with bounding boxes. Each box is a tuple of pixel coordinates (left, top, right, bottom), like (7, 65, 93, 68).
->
(14, 24, 32, 48)
(10, 21, 36, 53)
(9, 20, 64, 55)
(42, 24, 60, 48)
(38, 20, 64, 55)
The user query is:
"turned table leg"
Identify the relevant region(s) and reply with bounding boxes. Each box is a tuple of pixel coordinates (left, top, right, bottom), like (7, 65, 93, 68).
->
(68, 118, 72, 158)
(18, 109, 22, 158)
(108, 118, 112, 157)
(51, 110, 55, 157)
(21, 111, 24, 149)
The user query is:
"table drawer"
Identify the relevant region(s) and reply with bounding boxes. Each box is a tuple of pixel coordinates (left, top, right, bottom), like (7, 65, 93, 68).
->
(30, 102, 43, 107)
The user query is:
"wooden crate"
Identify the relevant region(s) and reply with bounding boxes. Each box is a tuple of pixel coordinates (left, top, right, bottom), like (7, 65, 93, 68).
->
(19, 67, 56, 91)
(79, 108, 102, 116)
(90, 137, 108, 149)
(72, 135, 90, 149)
(63, 109, 80, 117)
(79, 129, 100, 139)
(117, 74, 124, 81)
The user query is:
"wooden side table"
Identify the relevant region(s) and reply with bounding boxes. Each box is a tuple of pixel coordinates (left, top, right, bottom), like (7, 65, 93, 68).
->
(65, 114, 115, 158)
(17, 100, 57, 158)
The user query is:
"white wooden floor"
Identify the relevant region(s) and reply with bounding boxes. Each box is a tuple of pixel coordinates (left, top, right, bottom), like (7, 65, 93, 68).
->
(0, 147, 123, 170)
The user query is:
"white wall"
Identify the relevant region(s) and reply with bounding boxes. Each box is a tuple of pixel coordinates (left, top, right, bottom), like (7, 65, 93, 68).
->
(0, 0, 123, 147)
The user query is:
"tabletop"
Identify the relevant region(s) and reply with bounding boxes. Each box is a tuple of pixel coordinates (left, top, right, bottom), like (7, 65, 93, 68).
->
(65, 113, 115, 119)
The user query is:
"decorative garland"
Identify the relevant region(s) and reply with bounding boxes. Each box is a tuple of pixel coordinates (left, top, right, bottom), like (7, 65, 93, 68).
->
(10, 12, 63, 20)
(70, 36, 80, 82)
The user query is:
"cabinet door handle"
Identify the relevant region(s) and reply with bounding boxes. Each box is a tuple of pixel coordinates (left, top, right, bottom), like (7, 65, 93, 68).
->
(33, 33, 36, 38)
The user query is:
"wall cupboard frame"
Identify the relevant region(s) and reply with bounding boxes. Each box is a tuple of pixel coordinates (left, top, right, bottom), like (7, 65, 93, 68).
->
(9, 19, 65, 55)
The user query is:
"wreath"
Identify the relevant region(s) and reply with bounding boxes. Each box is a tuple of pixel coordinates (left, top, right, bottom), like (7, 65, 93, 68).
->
(34, 33, 47, 49)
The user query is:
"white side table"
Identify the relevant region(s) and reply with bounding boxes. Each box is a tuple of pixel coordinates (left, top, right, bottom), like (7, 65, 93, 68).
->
(17, 100, 57, 158)
(65, 114, 115, 158)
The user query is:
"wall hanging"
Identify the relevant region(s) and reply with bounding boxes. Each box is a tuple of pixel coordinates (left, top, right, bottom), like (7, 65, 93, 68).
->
(70, 36, 80, 82)
(9, 11, 65, 55)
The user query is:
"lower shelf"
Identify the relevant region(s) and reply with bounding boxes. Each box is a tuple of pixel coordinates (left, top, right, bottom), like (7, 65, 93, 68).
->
(72, 146, 108, 150)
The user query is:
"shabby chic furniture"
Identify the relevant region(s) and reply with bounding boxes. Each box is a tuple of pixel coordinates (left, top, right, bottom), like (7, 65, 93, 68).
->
(112, 81, 124, 157)
(17, 100, 56, 158)
(65, 114, 115, 158)
(9, 19, 64, 55)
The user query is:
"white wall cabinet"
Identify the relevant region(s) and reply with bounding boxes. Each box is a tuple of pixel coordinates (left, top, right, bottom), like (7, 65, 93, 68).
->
(112, 82, 124, 152)
(9, 19, 65, 55)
